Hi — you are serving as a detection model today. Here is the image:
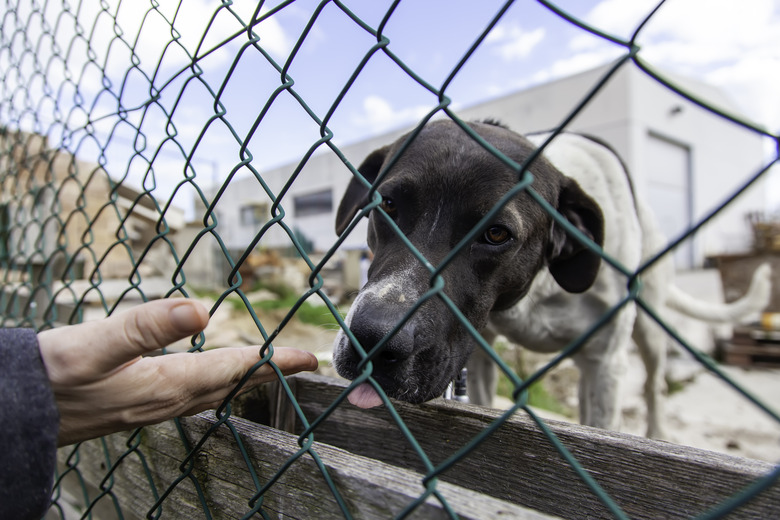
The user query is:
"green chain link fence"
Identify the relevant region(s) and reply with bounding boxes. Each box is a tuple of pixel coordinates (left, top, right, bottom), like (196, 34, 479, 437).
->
(1, 0, 779, 518)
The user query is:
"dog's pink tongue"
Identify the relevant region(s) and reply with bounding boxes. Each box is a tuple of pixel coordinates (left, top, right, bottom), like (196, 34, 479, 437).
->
(347, 383, 383, 409)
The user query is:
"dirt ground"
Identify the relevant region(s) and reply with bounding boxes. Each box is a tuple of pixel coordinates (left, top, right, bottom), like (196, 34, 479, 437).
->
(196, 301, 780, 465)
(625, 353, 780, 462)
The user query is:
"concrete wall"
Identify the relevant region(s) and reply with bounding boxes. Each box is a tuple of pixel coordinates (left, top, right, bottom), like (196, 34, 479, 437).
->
(208, 65, 768, 269)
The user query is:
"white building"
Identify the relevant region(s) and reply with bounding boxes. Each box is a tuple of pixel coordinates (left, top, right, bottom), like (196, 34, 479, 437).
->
(206, 64, 768, 273)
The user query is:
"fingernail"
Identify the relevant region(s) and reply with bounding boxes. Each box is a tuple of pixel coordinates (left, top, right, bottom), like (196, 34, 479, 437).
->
(169, 301, 208, 334)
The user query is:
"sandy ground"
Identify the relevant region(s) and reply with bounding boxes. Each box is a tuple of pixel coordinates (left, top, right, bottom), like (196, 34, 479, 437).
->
(492, 348, 780, 463)
(198, 301, 780, 465)
(623, 354, 780, 462)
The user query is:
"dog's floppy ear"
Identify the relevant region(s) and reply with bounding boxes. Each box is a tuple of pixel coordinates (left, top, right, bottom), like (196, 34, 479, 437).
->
(547, 178, 605, 293)
(335, 146, 390, 236)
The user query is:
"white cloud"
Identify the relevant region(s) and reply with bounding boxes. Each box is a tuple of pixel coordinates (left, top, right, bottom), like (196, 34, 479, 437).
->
(121, 2, 292, 75)
(638, 0, 779, 131)
(487, 24, 546, 62)
(638, 2, 779, 68)
(13, 0, 292, 105)
(537, 47, 623, 85)
(350, 95, 431, 134)
(6, 1, 295, 156)
(583, 0, 661, 40)
(529, 0, 780, 132)
(581, 0, 780, 64)
(705, 55, 780, 131)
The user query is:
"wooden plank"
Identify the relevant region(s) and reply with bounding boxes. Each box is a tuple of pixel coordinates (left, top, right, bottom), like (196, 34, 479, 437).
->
(281, 373, 780, 520)
(724, 333, 780, 367)
(57, 411, 558, 520)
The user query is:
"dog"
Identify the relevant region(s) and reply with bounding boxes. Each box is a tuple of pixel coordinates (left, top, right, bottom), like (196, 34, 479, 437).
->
(332, 119, 771, 438)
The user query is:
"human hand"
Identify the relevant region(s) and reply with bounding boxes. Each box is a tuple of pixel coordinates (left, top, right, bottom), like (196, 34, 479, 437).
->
(38, 299, 318, 446)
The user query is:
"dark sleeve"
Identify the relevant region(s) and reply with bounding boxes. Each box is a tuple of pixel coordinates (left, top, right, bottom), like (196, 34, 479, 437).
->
(0, 328, 59, 520)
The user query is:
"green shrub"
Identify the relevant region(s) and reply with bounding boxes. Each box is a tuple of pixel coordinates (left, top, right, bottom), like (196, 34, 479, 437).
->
(493, 340, 574, 418)
(251, 296, 342, 328)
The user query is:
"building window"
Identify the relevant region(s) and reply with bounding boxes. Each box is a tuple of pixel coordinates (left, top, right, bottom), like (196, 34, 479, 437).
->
(294, 189, 332, 217)
(240, 203, 268, 227)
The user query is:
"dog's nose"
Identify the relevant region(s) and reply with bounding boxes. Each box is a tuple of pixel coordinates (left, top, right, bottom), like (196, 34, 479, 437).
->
(349, 311, 414, 371)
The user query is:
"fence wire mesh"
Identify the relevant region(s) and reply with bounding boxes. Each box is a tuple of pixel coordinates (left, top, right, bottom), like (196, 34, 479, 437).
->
(1, 0, 779, 519)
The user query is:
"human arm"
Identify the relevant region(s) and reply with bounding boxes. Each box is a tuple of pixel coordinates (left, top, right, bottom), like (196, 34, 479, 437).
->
(0, 328, 60, 520)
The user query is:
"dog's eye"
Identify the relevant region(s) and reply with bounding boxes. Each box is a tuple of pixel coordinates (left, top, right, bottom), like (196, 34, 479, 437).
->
(483, 225, 511, 245)
(380, 197, 397, 217)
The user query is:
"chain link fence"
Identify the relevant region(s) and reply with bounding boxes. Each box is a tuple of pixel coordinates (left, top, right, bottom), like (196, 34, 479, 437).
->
(1, 1, 779, 518)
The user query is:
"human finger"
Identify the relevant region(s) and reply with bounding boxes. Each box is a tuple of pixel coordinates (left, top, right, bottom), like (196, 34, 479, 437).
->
(159, 346, 318, 417)
(40, 299, 209, 384)
(181, 345, 318, 393)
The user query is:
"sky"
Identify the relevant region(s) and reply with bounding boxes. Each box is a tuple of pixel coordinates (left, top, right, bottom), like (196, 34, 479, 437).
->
(4, 0, 780, 216)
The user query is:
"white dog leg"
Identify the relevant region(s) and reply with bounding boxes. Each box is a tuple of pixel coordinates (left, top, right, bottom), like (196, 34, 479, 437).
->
(633, 311, 669, 439)
(573, 306, 634, 430)
(575, 352, 627, 430)
(466, 331, 499, 407)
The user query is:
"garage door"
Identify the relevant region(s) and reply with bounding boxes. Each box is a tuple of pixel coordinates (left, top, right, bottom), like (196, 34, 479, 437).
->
(645, 133, 694, 269)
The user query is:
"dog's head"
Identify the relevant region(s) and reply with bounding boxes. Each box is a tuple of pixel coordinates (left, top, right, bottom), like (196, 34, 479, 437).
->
(333, 120, 604, 407)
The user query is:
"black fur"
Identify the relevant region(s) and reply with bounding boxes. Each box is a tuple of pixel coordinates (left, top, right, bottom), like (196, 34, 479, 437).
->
(333, 120, 604, 404)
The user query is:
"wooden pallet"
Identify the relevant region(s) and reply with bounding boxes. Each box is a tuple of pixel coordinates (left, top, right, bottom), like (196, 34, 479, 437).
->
(723, 332, 780, 367)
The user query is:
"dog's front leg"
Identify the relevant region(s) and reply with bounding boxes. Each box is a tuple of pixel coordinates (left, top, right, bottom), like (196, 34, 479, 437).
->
(466, 328, 499, 407)
(633, 310, 669, 439)
(574, 348, 627, 430)
(573, 305, 635, 430)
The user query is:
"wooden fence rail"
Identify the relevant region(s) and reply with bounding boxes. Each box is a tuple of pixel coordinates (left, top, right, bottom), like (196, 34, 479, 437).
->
(58, 373, 779, 519)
